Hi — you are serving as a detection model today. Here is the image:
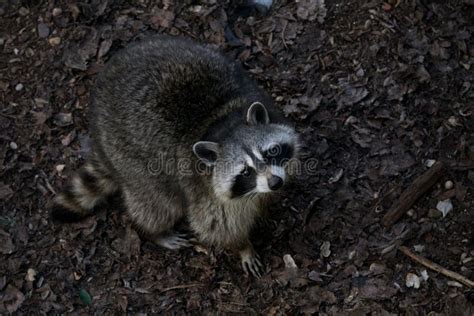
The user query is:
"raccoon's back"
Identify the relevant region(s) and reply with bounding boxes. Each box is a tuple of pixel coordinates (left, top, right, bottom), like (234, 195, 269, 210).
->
(90, 36, 258, 145)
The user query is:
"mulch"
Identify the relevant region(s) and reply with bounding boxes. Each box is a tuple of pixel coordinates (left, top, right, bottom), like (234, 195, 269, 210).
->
(1, 0, 473, 314)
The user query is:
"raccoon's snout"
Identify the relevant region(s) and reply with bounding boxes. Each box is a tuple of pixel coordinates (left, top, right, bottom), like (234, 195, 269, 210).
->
(268, 175, 283, 191)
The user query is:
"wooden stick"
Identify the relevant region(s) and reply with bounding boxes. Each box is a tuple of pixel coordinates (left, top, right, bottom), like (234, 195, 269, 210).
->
(382, 161, 444, 227)
(399, 246, 474, 288)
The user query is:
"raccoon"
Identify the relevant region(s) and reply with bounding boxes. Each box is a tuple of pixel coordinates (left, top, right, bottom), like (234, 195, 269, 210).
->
(51, 36, 300, 277)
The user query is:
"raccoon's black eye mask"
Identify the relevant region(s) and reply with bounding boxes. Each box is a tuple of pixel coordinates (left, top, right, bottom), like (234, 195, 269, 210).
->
(263, 143, 294, 165)
(231, 166, 257, 198)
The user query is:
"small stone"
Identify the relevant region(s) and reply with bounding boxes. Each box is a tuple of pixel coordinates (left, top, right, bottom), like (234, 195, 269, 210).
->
(15, 83, 23, 91)
(407, 209, 414, 217)
(283, 254, 297, 269)
(25, 268, 37, 282)
(10, 142, 18, 150)
(0, 38, 4, 46)
(348, 250, 356, 260)
(420, 270, 429, 281)
(436, 199, 453, 217)
(48, 37, 61, 46)
(444, 180, 454, 190)
(37, 23, 50, 38)
(52, 8, 63, 17)
(320, 241, 331, 258)
(56, 164, 65, 173)
(424, 159, 436, 167)
(406, 272, 421, 289)
(13, 48, 19, 55)
(275, 96, 284, 102)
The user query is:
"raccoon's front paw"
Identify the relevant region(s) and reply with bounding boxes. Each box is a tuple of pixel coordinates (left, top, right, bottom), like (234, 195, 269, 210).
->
(240, 247, 264, 278)
(154, 232, 194, 250)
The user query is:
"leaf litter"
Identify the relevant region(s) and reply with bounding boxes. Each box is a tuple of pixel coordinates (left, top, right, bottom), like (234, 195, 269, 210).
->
(1, 0, 473, 314)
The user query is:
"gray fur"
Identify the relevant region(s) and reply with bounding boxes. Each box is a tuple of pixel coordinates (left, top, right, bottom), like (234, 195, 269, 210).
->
(52, 35, 300, 276)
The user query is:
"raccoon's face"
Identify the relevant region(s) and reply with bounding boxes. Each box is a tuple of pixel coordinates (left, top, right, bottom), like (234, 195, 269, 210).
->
(193, 102, 300, 201)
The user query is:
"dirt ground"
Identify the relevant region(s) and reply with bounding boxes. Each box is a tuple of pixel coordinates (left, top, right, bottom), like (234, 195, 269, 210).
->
(1, 0, 473, 314)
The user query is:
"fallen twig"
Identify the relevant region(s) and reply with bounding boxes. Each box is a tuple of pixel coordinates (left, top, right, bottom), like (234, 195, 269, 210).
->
(399, 246, 474, 288)
(382, 161, 444, 227)
(160, 283, 203, 292)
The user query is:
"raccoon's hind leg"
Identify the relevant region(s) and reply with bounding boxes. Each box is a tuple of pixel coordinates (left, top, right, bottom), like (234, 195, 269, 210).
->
(51, 160, 119, 222)
(123, 185, 191, 250)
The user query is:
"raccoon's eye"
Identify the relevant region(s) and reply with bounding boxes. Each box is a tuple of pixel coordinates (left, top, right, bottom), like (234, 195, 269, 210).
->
(279, 144, 293, 159)
(241, 166, 253, 177)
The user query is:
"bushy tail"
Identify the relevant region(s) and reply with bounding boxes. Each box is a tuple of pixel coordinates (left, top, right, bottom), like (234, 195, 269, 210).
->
(50, 161, 119, 222)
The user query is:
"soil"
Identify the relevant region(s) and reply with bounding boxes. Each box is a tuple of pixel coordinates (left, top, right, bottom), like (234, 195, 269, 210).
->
(1, 0, 473, 314)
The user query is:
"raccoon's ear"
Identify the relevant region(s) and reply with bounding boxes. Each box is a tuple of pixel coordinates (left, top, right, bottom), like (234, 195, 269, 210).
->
(193, 141, 219, 166)
(246, 102, 270, 125)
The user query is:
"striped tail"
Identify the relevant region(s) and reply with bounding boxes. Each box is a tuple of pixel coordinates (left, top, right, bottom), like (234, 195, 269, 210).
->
(50, 161, 119, 222)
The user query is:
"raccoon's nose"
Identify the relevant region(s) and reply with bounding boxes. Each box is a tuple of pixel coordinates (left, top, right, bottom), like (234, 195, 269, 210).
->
(268, 175, 283, 191)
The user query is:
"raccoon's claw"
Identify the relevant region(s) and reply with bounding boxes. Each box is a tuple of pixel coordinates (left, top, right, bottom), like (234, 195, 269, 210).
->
(154, 232, 193, 250)
(241, 251, 264, 278)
